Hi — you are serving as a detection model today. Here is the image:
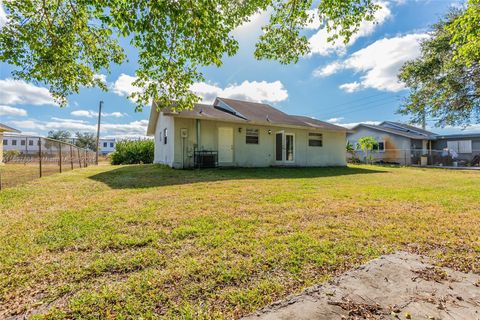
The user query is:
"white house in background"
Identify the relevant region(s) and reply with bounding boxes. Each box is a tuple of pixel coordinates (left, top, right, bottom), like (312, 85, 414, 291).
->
(147, 97, 347, 168)
(0, 123, 20, 164)
(2, 135, 117, 155)
(70, 137, 117, 155)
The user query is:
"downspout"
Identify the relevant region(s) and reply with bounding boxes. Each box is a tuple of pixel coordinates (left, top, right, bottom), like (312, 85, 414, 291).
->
(196, 119, 201, 150)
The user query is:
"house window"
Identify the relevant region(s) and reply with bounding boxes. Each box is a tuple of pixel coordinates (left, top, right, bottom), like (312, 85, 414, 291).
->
(103, 142, 107, 148)
(3, 139, 7, 145)
(29, 140, 34, 146)
(163, 128, 168, 144)
(447, 140, 472, 153)
(12, 140, 17, 146)
(246, 128, 259, 144)
(110, 142, 114, 148)
(373, 141, 385, 152)
(21, 139, 26, 146)
(308, 133, 323, 147)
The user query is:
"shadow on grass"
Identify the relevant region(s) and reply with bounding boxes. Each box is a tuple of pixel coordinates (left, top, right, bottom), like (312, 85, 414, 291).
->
(89, 164, 384, 189)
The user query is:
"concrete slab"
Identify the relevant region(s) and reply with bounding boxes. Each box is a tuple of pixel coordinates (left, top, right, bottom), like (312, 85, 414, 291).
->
(243, 252, 480, 320)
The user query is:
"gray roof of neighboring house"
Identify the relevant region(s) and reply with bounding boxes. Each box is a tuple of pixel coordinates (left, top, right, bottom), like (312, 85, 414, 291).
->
(379, 121, 437, 138)
(0, 123, 20, 133)
(349, 123, 434, 140)
(436, 133, 480, 140)
(147, 97, 346, 135)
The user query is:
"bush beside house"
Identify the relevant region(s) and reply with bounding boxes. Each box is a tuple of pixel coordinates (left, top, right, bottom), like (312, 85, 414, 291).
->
(110, 140, 154, 165)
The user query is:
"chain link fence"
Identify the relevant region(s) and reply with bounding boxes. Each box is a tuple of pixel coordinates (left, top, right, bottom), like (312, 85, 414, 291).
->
(0, 134, 96, 190)
(348, 148, 480, 167)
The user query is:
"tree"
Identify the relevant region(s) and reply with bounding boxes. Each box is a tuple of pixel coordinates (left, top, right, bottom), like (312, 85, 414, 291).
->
(357, 136, 378, 164)
(446, 0, 480, 67)
(74, 132, 97, 151)
(47, 130, 71, 142)
(398, 5, 480, 128)
(346, 141, 358, 162)
(0, 0, 380, 111)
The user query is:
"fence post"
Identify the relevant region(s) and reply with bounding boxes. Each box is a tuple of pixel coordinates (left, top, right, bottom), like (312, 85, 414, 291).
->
(84, 150, 87, 167)
(38, 137, 42, 178)
(70, 145, 74, 170)
(58, 142, 62, 173)
(77, 148, 82, 168)
(404, 150, 407, 166)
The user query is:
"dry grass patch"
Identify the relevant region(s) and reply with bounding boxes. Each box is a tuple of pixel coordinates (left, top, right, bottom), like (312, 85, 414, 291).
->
(0, 164, 479, 319)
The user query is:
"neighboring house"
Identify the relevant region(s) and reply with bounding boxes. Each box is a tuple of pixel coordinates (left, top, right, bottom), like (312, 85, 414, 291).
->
(348, 121, 480, 166)
(0, 123, 20, 164)
(2, 135, 116, 156)
(98, 138, 117, 155)
(147, 97, 347, 168)
(69, 138, 116, 155)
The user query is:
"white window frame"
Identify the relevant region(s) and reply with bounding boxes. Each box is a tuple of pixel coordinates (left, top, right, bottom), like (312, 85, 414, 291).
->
(245, 128, 259, 144)
(308, 132, 323, 147)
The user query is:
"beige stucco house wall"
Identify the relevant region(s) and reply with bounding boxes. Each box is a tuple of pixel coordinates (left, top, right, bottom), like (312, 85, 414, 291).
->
(153, 114, 347, 168)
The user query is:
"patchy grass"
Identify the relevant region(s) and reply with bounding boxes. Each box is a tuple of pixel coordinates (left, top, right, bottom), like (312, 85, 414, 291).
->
(0, 161, 88, 189)
(0, 164, 479, 319)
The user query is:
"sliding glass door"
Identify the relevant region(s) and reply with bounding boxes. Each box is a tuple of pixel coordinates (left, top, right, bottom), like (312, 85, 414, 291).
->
(275, 131, 295, 164)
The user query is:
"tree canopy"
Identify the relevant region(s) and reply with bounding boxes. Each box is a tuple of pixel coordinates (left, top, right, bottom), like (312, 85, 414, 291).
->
(0, 0, 381, 111)
(47, 130, 71, 142)
(74, 132, 97, 151)
(399, 1, 480, 128)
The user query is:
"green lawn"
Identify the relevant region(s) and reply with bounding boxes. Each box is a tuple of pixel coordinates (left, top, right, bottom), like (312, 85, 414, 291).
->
(0, 164, 479, 319)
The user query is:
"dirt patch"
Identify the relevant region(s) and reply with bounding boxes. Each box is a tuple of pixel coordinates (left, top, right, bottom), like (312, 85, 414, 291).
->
(243, 252, 480, 320)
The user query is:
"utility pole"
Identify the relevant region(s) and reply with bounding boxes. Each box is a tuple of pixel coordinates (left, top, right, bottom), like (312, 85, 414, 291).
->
(421, 107, 426, 130)
(95, 100, 103, 165)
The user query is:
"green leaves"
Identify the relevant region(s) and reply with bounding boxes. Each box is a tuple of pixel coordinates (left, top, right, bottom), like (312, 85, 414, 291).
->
(0, 0, 380, 111)
(398, 5, 480, 128)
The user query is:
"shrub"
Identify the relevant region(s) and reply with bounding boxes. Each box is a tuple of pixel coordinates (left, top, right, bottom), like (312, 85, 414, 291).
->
(3, 150, 21, 163)
(110, 139, 154, 165)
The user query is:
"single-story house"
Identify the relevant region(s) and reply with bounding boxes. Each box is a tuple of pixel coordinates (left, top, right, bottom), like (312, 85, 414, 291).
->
(347, 121, 480, 166)
(0, 123, 20, 164)
(147, 97, 347, 168)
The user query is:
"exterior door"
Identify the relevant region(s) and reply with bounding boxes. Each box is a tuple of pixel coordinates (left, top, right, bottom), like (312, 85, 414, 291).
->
(275, 131, 295, 164)
(275, 132, 283, 162)
(285, 133, 295, 162)
(218, 127, 233, 163)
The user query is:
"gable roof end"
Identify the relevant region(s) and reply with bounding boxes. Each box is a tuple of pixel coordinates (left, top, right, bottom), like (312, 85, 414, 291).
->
(0, 123, 20, 133)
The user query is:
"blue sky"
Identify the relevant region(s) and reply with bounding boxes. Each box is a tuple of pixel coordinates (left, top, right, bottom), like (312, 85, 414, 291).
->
(0, 0, 474, 138)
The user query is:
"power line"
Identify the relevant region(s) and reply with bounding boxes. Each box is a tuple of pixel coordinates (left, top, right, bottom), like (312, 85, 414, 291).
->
(317, 95, 402, 119)
(320, 92, 389, 110)
(301, 93, 401, 119)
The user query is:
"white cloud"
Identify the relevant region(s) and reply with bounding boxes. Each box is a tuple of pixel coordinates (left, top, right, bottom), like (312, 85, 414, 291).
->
(304, 9, 321, 30)
(112, 74, 141, 97)
(0, 2, 7, 27)
(11, 119, 95, 132)
(0, 105, 27, 116)
(326, 117, 344, 123)
(71, 110, 126, 118)
(339, 82, 362, 93)
(232, 9, 271, 39)
(11, 118, 147, 137)
(313, 61, 343, 77)
(191, 80, 288, 104)
(0, 79, 57, 106)
(314, 33, 429, 92)
(336, 120, 381, 128)
(102, 120, 148, 136)
(93, 73, 107, 85)
(308, 1, 391, 56)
